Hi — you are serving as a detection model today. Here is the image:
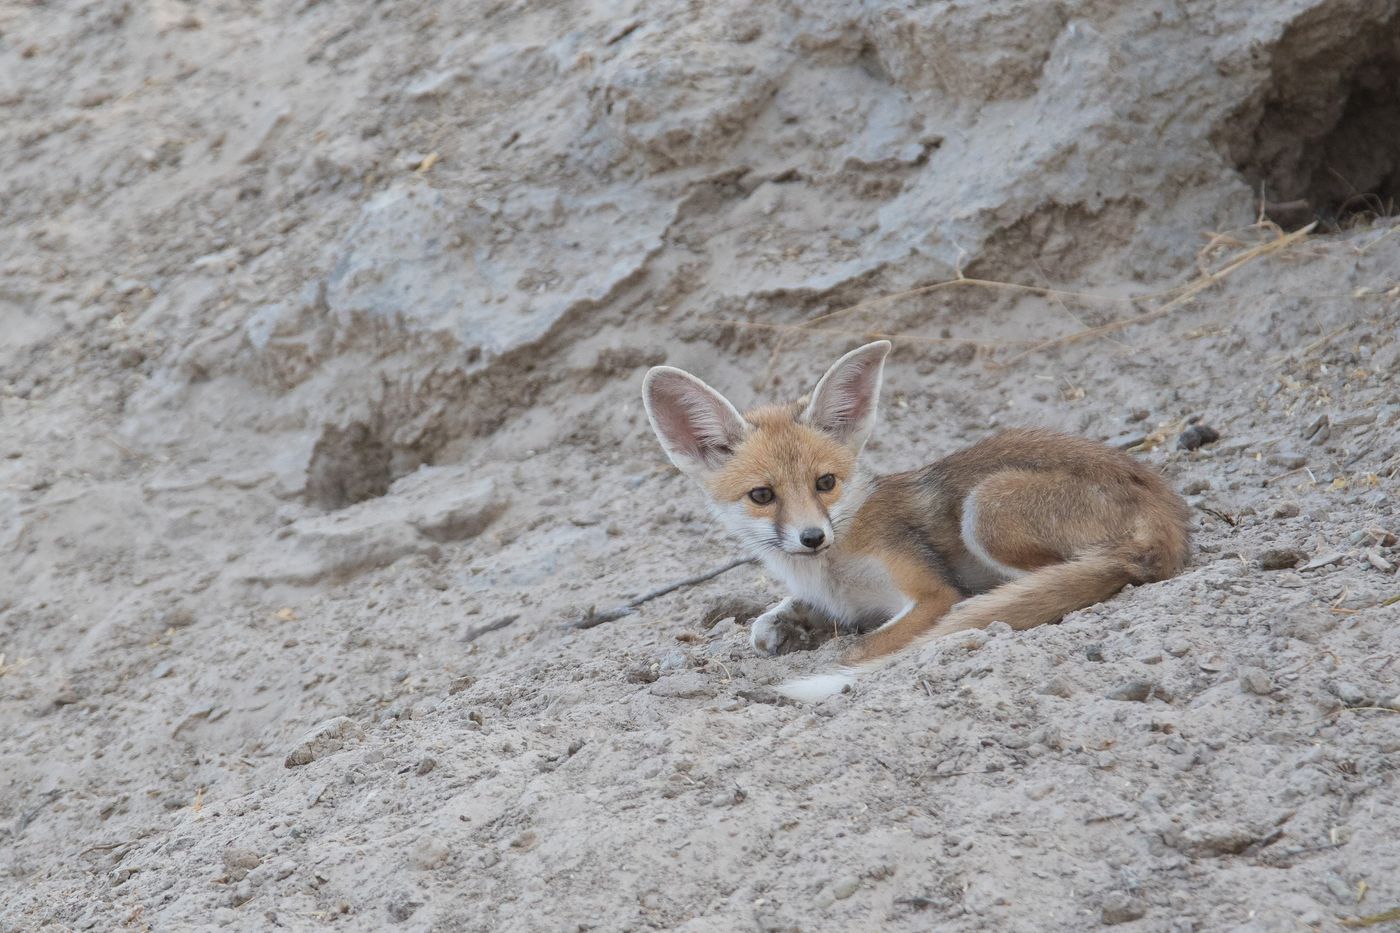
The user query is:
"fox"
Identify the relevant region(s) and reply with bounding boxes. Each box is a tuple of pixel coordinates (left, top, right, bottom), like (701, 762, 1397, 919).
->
(642, 340, 1191, 701)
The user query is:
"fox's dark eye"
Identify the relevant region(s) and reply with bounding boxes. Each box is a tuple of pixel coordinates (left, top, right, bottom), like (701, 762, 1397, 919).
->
(815, 473, 836, 492)
(748, 487, 775, 505)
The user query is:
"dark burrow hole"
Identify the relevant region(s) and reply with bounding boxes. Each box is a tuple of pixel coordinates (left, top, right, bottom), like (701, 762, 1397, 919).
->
(304, 422, 393, 510)
(1229, 23, 1400, 230)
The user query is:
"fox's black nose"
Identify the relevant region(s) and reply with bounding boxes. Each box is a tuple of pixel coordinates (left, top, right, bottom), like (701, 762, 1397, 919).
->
(799, 527, 826, 550)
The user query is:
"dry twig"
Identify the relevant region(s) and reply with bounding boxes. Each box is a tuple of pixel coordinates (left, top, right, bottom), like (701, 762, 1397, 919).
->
(572, 557, 757, 629)
(728, 222, 1316, 377)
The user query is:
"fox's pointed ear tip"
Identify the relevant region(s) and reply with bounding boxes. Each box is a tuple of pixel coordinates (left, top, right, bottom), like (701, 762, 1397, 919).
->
(642, 365, 683, 387)
(845, 339, 891, 361)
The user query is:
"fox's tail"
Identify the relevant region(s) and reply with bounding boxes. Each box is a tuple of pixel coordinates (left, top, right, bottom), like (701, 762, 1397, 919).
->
(775, 544, 1158, 702)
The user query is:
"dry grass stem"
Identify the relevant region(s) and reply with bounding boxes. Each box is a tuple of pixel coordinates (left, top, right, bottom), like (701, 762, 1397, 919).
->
(732, 222, 1315, 377)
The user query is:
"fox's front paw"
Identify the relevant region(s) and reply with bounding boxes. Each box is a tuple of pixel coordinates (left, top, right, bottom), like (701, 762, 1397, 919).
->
(750, 600, 822, 656)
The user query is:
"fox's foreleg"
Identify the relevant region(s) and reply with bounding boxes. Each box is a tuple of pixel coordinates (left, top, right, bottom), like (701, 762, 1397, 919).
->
(750, 597, 852, 655)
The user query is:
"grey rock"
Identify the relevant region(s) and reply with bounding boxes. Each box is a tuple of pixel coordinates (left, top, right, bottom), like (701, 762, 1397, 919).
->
(285, 716, 364, 768)
(1257, 547, 1305, 570)
(1164, 637, 1192, 657)
(1267, 450, 1307, 469)
(1101, 892, 1147, 925)
(1170, 820, 1259, 856)
(408, 835, 451, 870)
(221, 848, 261, 883)
(649, 673, 715, 699)
(1300, 551, 1346, 572)
(1239, 667, 1273, 695)
(386, 893, 423, 922)
(831, 875, 860, 900)
(657, 649, 688, 673)
(405, 69, 460, 101)
(241, 511, 435, 586)
(1364, 550, 1395, 573)
(1328, 681, 1371, 708)
(237, 106, 290, 163)
(1270, 501, 1301, 519)
(323, 183, 668, 373)
(1106, 680, 1169, 702)
(401, 476, 506, 543)
(228, 879, 255, 907)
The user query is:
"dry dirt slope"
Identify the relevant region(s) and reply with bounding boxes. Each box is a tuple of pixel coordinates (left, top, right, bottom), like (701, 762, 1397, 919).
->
(2, 0, 1400, 931)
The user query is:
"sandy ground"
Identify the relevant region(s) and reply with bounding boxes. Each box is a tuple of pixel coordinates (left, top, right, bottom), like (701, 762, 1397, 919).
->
(2, 1, 1400, 931)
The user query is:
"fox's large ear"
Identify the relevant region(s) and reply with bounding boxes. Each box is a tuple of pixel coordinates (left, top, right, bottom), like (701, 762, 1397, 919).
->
(643, 366, 748, 474)
(802, 340, 891, 453)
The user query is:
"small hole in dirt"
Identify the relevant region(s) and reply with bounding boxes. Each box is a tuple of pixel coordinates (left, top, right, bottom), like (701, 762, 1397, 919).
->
(304, 422, 393, 510)
(1228, 23, 1400, 230)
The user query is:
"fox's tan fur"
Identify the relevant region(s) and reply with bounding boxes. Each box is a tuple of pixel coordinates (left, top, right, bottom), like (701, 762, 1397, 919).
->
(643, 341, 1190, 699)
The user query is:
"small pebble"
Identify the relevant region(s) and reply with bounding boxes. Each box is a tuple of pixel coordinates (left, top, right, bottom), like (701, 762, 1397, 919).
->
(1257, 547, 1305, 570)
(1271, 501, 1301, 519)
(415, 757, 436, 776)
(1164, 637, 1191, 657)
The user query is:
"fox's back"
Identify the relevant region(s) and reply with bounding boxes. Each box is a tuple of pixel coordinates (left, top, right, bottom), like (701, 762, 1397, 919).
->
(847, 428, 1190, 595)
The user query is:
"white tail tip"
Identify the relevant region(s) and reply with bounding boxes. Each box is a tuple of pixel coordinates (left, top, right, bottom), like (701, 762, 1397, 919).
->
(774, 669, 856, 702)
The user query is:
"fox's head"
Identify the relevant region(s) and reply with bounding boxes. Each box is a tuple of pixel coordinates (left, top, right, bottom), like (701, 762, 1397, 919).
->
(642, 341, 891, 558)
